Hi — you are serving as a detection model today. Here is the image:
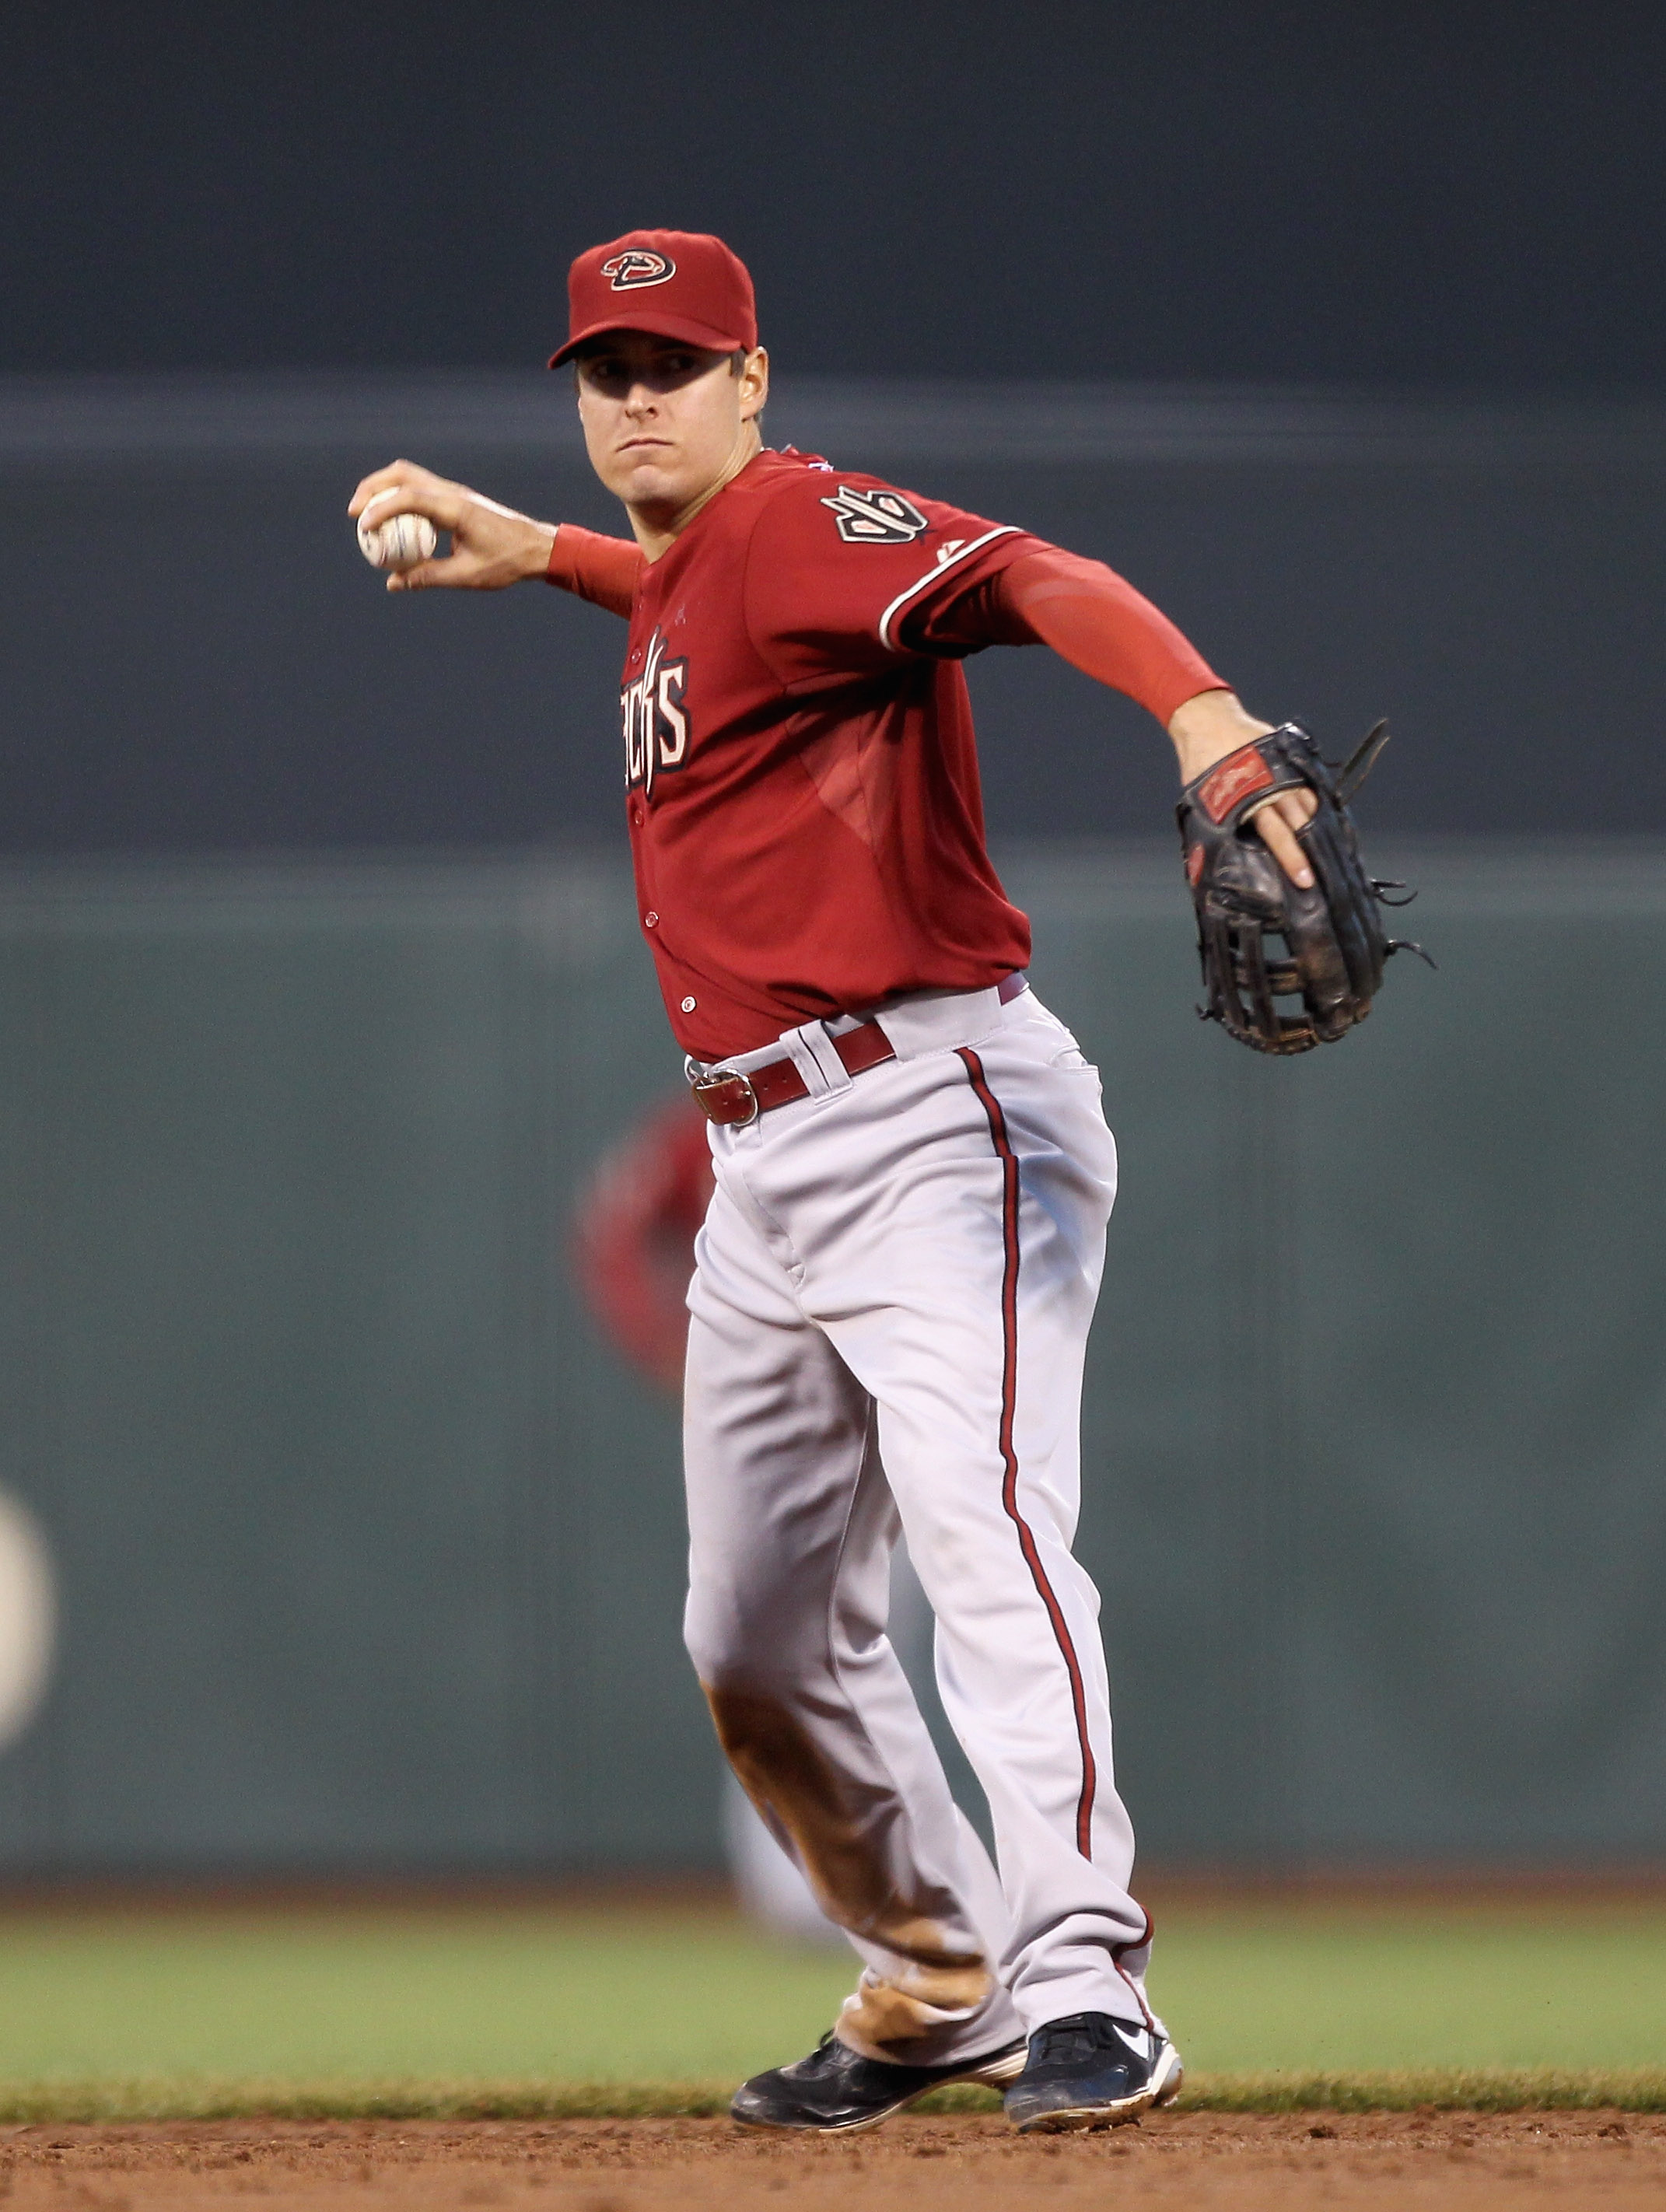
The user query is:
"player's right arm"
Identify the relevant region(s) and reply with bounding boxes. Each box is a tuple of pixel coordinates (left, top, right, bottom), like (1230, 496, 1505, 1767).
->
(348, 460, 642, 613)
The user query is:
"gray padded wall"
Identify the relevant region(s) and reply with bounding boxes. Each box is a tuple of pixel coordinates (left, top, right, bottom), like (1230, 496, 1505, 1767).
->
(1048, 845, 1666, 1866)
(0, 845, 1658, 1873)
(0, 861, 695, 1870)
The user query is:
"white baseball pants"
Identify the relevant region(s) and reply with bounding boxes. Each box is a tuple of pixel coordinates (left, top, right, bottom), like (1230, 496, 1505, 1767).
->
(682, 982, 1159, 2065)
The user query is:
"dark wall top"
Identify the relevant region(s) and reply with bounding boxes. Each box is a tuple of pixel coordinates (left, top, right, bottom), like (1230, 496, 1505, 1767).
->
(2, 379, 1663, 852)
(5, 0, 1664, 385)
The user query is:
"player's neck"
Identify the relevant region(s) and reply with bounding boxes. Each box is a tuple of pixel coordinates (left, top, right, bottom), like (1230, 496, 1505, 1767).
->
(625, 425, 765, 562)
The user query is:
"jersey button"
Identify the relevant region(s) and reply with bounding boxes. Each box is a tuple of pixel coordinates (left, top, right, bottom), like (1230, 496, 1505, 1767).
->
(644, 911, 659, 928)
(630, 800, 645, 826)
(681, 996, 697, 1013)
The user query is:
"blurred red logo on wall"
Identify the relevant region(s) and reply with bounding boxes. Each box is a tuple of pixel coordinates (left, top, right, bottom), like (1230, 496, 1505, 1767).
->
(572, 1097, 713, 1395)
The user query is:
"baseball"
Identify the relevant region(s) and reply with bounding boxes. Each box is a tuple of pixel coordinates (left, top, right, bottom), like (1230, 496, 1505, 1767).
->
(356, 506, 439, 571)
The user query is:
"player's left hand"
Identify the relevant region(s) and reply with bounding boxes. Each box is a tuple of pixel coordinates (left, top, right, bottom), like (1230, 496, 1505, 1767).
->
(1167, 690, 1318, 886)
(348, 460, 557, 593)
(1177, 716, 1420, 1053)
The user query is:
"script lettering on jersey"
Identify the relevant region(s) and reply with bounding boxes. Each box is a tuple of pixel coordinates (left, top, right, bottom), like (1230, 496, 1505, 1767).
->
(621, 628, 691, 800)
(819, 485, 930, 544)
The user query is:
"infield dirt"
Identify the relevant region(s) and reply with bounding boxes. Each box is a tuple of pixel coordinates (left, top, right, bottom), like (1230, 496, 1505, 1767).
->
(2, 2111, 1664, 2210)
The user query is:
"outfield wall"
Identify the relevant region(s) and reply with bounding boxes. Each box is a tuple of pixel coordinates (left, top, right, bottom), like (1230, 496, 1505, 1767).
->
(0, 845, 1658, 1875)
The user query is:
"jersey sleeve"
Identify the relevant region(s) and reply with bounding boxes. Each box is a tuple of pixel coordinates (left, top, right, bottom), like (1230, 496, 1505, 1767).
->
(545, 523, 642, 616)
(740, 471, 1049, 687)
(916, 544, 1227, 726)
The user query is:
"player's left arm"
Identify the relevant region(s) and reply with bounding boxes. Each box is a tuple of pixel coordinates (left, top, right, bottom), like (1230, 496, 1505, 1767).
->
(991, 548, 1317, 887)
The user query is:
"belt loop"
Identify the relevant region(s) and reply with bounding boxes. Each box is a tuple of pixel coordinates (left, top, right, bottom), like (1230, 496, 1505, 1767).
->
(788, 1020, 850, 1093)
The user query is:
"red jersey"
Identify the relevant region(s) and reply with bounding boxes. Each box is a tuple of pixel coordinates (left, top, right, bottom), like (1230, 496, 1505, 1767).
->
(620, 447, 1058, 1059)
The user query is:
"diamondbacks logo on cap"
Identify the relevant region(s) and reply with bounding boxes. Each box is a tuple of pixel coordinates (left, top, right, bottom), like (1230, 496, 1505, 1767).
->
(821, 486, 930, 544)
(603, 250, 676, 291)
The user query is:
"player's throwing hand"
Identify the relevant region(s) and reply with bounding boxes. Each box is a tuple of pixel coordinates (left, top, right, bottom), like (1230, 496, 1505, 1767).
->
(347, 460, 556, 593)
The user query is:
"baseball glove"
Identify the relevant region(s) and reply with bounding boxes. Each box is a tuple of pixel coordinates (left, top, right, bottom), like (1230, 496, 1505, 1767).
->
(1177, 719, 1426, 1055)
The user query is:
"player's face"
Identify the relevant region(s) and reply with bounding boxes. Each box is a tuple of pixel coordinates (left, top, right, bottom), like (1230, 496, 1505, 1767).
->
(574, 332, 768, 520)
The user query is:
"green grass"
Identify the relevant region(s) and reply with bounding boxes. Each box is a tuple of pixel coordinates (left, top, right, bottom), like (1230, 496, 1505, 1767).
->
(0, 1897, 1662, 2117)
(0, 1906, 845, 2085)
(1155, 1902, 1666, 2074)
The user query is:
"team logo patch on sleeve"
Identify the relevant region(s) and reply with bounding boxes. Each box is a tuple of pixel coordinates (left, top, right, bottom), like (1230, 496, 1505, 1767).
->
(820, 485, 931, 544)
(603, 250, 676, 290)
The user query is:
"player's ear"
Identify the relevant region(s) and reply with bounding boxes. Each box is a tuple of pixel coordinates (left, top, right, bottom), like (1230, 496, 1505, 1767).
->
(737, 346, 769, 423)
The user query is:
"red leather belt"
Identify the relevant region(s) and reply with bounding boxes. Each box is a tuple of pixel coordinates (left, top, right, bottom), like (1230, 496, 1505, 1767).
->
(690, 974, 1027, 1128)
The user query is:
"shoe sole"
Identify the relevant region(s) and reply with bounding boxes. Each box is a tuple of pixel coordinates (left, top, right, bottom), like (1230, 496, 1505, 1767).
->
(730, 2044, 1030, 2134)
(1010, 2046, 1185, 2134)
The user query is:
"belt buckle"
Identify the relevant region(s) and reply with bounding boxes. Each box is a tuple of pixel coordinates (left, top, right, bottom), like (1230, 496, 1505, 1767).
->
(689, 1066, 759, 1127)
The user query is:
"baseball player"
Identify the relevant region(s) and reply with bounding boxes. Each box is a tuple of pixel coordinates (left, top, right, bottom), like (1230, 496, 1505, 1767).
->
(348, 229, 1324, 2133)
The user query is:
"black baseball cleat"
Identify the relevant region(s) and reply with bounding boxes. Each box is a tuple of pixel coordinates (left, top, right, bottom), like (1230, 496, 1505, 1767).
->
(1003, 2011, 1184, 2133)
(730, 2028, 1029, 2132)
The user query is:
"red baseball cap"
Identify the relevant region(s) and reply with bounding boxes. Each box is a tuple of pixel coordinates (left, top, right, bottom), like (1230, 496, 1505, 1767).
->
(549, 229, 758, 367)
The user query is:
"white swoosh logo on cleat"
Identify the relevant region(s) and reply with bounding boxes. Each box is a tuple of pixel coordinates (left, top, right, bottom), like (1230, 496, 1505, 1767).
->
(1112, 2025, 1152, 2060)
